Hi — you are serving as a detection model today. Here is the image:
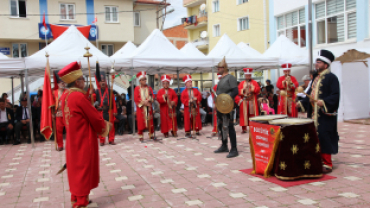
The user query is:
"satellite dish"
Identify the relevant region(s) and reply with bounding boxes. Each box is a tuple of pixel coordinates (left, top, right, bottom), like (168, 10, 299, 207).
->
(200, 4, 206, 11)
(200, 31, 208, 38)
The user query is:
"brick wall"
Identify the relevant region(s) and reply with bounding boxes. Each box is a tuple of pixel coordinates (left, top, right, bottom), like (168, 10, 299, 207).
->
(163, 24, 188, 49)
(163, 24, 188, 38)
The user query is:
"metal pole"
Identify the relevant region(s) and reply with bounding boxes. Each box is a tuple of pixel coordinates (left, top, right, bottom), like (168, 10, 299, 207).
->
(211, 67, 215, 127)
(131, 67, 135, 135)
(234, 70, 237, 80)
(11, 77, 14, 105)
(20, 75, 24, 94)
(200, 72, 203, 91)
(25, 69, 35, 148)
(177, 69, 180, 94)
(308, 0, 313, 72)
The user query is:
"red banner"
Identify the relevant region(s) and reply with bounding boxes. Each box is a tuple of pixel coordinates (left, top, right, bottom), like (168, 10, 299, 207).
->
(249, 121, 281, 177)
(50, 24, 91, 39)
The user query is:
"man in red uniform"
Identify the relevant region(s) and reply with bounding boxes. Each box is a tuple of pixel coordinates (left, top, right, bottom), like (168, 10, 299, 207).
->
(277, 63, 299, 117)
(181, 75, 202, 137)
(157, 75, 178, 138)
(95, 72, 117, 146)
(238, 68, 260, 133)
(211, 73, 222, 137)
(53, 70, 67, 151)
(134, 71, 156, 142)
(58, 62, 111, 208)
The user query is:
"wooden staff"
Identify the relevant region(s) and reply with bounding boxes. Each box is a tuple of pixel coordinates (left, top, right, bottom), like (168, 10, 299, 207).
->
(83, 46, 93, 105)
(109, 73, 114, 123)
(46, 53, 58, 150)
(166, 90, 177, 137)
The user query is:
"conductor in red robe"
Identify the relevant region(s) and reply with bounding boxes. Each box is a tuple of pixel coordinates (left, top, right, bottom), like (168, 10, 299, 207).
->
(53, 70, 67, 151)
(134, 71, 156, 142)
(157, 75, 178, 138)
(238, 68, 260, 133)
(181, 75, 202, 137)
(58, 62, 111, 208)
(277, 63, 299, 117)
(211, 73, 222, 136)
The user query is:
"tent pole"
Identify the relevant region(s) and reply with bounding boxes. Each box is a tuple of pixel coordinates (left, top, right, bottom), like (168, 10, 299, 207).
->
(211, 66, 215, 127)
(25, 69, 35, 148)
(308, 0, 313, 72)
(11, 77, 14, 105)
(20, 75, 25, 94)
(131, 67, 135, 136)
(200, 72, 203, 91)
(177, 69, 180, 94)
(234, 70, 237, 80)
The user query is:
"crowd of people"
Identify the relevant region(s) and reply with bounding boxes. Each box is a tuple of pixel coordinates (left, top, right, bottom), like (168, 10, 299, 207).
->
(0, 62, 319, 147)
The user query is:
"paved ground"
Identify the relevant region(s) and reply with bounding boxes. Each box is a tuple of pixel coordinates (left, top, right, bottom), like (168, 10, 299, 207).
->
(0, 122, 370, 208)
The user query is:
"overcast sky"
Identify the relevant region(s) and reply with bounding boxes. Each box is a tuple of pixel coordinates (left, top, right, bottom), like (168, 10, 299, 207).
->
(163, 0, 187, 29)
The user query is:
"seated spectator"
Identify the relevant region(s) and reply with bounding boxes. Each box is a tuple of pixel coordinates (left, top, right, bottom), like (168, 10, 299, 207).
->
(126, 95, 137, 134)
(0, 98, 14, 145)
(14, 96, 31, 145)
(261, 98, 275, 115)
(32, 98, 45, 142)
(1, 93, 11, 106)
(116, 97, 127, 135)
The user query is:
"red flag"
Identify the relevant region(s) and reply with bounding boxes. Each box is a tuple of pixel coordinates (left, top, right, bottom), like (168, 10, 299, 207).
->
(49, 24, 91, 39)
(92, 16, 97, 24)
(40, 58, 55, 140)
(42, 12, 47, 29)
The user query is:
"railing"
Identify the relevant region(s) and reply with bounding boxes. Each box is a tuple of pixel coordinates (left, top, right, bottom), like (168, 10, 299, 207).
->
(182, 13, 207, 27)
(192, 37, 209, 47)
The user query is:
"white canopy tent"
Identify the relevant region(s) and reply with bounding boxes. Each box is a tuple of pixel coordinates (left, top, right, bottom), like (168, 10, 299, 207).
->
(237, 42, 263, 57)
(24, 25, 113, 76)
(0, 53, 9, 59)
(207, 34, 278, 68)
(129, 29, 213, 74)
(262, 35, 308, 65)
(110, 41, 136, 69)
(180, 43, 207, 58)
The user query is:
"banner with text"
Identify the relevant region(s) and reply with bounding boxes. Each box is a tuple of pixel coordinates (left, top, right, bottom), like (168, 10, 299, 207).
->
(249, 121, 280, 176)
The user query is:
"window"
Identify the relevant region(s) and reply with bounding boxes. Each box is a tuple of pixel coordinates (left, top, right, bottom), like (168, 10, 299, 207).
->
(237, 0, 248, 5)
(10, 0, 26, 17)
(212, 0, 219, 13)
(276, 9, 306, 47)
(134, 12, 140, 26)
(60, 3, 75, 20)
(12, 43, 27, 58)
(315, 0, 356, 44)
(105, 6, 118, 23)
(238, 17, 249, 31)
(213, 24, 220, 37)
(101, 44, 114, 56)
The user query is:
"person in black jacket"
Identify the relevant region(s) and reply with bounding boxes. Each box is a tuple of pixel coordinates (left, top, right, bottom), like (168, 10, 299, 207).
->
(298, 49, 339, 174)
(14, 96, 32, 145)
(0, 98, 14, 145)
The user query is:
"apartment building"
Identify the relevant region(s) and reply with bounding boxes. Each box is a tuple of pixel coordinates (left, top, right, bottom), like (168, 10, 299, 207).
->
(270, 0, 368, 57)
(181, 0, 270, 55)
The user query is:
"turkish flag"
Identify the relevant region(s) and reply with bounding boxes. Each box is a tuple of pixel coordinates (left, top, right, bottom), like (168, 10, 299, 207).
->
(50, 24, 91, 39)
(42, 13, 47, 28)
(40, 58, 55, 140)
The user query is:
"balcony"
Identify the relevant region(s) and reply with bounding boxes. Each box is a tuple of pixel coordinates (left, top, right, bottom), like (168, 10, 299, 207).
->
(183, 14, 207, 30)
(193, 37, 209, 50)
(183, 0, 206, 7)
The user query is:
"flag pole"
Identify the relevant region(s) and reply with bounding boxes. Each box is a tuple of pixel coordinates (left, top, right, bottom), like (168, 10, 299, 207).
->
(84, 46, 94, 104)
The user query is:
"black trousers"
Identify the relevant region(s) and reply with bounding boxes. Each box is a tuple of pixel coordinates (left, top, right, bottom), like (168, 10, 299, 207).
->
(15, 122, 30, 142)
(115, 114, 127, 133)
(0, 122, 13, 142)
(217, 111, 237, 148)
